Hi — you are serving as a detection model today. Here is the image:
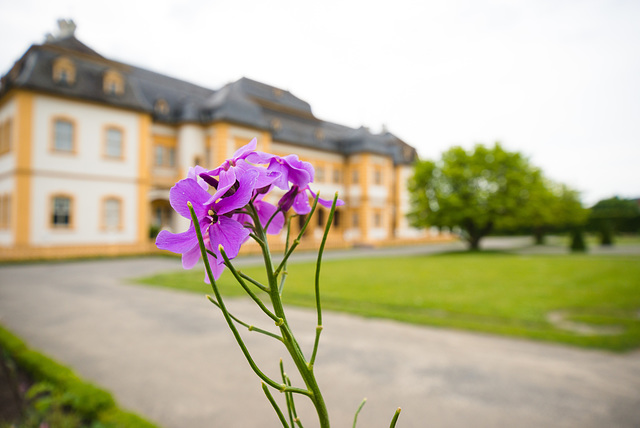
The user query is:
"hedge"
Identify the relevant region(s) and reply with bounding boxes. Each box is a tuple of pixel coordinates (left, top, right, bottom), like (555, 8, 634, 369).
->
(0, 325, 161, 428)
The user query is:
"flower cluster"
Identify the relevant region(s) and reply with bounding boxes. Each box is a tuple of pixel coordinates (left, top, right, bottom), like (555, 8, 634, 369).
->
(156, 138, 343, 280)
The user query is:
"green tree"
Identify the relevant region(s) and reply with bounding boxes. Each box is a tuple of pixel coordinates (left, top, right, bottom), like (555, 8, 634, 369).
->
(408, 143, 541, 250)
(524, 181, 587, 245)
(588, 196, 640, 245)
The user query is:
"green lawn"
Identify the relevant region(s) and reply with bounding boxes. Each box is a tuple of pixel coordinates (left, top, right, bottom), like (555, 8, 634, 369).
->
(135, 252, 640, 352)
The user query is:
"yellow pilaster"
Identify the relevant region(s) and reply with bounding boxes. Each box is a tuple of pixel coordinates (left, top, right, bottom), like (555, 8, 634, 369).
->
(137, 114, 151, 244)
(359, 153, 371, 242)
(211, 123, 229, 167)
(14, 91, 33, 247)
(259, 130, 272, 153)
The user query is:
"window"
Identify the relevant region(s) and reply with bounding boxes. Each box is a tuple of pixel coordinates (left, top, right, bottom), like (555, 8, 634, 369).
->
(297, 214, 307, 232)
(316, 167, 325, 183)
(154, 145, 177, 167)
(53, 118, 74, 152)
(0, 193, 11, 229)
(51, 195, 72, 228)
(52, 57, 76, 85)
(317, 209, 325, 227)
(103, 197, 122, 230)
(374, 167, 383, 185)
(154, 146, 164, 166)
(352, 170, 359, 184)
(154, 99, 170, 115)
(0, 119, 12, 155)
(103, 70, 124, 95)
(332, 169, 341, 184)
(105, 127, 123, 159)
(204, 148, 211, 168)
(374, 212, 382, 227)
(333, 210, 341, 227)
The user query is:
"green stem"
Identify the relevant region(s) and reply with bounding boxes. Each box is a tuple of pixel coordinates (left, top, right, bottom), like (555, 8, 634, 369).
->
(188, 202, 301, 395)
(238, 271, 269, 293)
(309, 193, 339, 368)
(279, 215, 294, 295)
(280, 359, 295, 427)
(389, 408, 402, 428)
(262, 382, 291, 428)
(219, 247, 282, 325)
(248, 200, 331, 427)
(352, 398, 367, 428)
(274, 197, 319, 277)
(206, 295, 283, 341)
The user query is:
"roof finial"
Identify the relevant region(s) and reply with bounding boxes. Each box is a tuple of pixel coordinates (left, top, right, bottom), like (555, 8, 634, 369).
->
(45, 19, 76, 42)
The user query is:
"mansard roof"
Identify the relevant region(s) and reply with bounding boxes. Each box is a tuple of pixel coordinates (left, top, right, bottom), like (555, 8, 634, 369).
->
(0, 32, 416, 165)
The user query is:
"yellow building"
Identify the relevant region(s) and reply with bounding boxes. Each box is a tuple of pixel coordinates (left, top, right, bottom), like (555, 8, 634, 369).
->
(0, 20, 437, 260)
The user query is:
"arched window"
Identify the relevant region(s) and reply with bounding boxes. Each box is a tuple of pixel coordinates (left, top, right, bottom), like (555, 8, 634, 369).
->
(103, 69, 125, 95)
(154, 99, 170, 115)
(52, 57, 76, 85)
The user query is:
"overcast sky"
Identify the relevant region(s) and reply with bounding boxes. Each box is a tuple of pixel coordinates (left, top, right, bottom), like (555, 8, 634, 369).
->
(1, 0, 638, 205)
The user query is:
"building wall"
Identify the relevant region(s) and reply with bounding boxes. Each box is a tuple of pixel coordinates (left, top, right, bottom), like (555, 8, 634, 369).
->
(0, 90, 445, 259)
(395, 164, 429, 239)
(0, 95, 16, 246)
(26, 93, 141, 247)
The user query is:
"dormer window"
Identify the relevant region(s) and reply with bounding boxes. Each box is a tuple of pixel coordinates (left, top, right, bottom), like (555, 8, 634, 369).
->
(154, 99, 170, 115)
(103, 69, 124, 95)
(52, 57, 76, 85)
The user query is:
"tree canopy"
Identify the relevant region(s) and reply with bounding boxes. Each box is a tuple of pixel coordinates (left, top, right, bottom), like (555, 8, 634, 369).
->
(408, 143, 586, 250)
(588, 196, 640, 244)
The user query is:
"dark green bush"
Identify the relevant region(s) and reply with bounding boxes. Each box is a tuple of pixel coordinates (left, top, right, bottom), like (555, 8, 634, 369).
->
(0, 325, 159, 428)
(570, 227, 587, 252)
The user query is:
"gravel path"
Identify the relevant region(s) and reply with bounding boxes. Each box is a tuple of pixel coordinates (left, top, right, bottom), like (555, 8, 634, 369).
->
(1, 239, 639, 427)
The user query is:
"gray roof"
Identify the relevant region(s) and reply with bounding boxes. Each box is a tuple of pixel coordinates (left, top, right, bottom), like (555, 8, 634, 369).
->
(0, 34, 417, 165)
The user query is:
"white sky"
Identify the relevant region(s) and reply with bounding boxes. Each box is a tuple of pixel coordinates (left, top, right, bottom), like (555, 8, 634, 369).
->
(1, 0, 639, 205)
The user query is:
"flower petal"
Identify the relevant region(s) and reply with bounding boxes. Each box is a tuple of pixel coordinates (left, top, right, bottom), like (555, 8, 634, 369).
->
(209, 216, 250, 261)
(170, 178, 211, 219)
(204, 253, 226, 283)
(282, 154, 313, 187)
(155, 226, 197, 254)
(188, 166, 209, 190)
(292, 191, 311, 215)
(254, 200, 284, 234)
(308, 189, 345, 208)
(236, 159, 281, 189)
(214, 168, 258, 215)
(206, 168, 237, 204)
(182, 242, 202, 269)
(231, 138, 257, 160)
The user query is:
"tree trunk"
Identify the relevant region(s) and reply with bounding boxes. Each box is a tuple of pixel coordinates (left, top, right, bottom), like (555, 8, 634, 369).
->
(468, 234, 482, 250)
(463, 219, 493, 251)
(533, 227, 546, 245)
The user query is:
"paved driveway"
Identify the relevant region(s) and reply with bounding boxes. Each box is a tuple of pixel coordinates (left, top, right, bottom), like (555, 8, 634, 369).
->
(1, 246, 639, 427)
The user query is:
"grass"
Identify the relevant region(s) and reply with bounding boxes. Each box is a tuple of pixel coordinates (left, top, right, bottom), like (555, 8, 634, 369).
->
(135, 251, 640, 352)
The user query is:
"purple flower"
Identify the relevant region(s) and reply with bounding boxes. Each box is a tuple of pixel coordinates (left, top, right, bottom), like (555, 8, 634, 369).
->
(156, 169, 259, 280)
(248, 152, 314, 190)
(206, 139, 280, 192)
(278, 185, 344, 215)
(234, 196, 285, 235)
